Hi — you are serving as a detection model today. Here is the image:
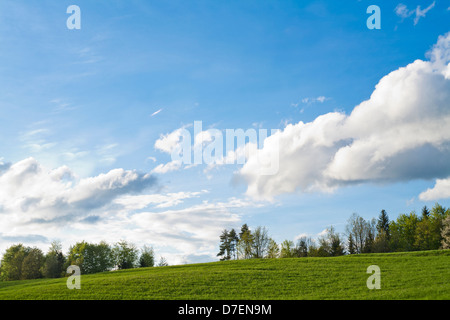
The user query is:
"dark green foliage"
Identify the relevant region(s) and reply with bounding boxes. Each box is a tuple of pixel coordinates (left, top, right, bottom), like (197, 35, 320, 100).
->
(294, 237, 309, 258)
(217, 229, 232, 261)
(228, 229, 239, 260)
(42, 241, 66, 279)
(377, 210, 390, 238)
(0, 244, 28, 281)
(139, 246, 155, 268)
(237, 224, 254, 259)
(348, 234, 356, 255)
(113, 240, 139, 270)
(21, 248, 44, 280)
(66, 241, 114, 274)
(421, 206, 430, 219)
(83, 242, 114, 274)
(0, 245, 44, 281)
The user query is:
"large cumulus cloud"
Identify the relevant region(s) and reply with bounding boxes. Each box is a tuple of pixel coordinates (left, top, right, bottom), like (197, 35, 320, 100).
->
(239, 32, 450, 201)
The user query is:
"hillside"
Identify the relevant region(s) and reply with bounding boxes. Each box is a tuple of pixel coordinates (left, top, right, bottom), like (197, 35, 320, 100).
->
(0, 250, 449, 300)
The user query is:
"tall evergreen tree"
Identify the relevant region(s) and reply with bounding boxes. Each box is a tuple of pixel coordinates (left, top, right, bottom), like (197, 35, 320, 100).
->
(228, 229, 239, 260)
(238, 224, 254, 259)
(348, 234, 356, 254)
(139, 245, 155, 268)
(376, 210, 390, 239)
(217, 229, 231, 261)
(421, 206, 430, 220)
(294, 237, 309, 258)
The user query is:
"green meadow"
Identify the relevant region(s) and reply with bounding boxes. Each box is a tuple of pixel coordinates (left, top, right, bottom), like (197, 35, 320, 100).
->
(0, 250, 448, 300)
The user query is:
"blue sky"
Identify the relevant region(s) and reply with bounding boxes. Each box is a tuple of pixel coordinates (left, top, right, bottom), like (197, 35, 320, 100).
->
(0, 0, 449, 264)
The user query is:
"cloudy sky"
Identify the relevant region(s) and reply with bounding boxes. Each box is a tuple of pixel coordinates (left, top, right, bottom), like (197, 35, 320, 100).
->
(0, 0, 449, 264)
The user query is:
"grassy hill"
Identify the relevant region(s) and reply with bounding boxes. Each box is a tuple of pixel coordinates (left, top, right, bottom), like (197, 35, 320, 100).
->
(0, 250, 449, 300)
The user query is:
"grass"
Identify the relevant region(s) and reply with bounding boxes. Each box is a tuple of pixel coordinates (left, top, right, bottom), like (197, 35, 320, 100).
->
(0, 250, 449, 300)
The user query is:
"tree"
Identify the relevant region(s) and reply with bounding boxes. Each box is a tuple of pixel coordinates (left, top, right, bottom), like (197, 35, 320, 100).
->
(113, 240, 139, 270)
(252, 226, 270, 258)
(347, 234, 356, 254)
(362, 219, 376, 253)
(294, 237, 309, 258)
(66, 241, 114, 274)
(421, 206, 430, 220)
(315, 227, 345, 257)
(266, 238, 280, 259)
(306, 239, 320, 257)
(157, 256, 169, 267)
(217, 229, 231, 261)
(83, 242, 114, 274)
(66, 241, 87, 270)
(376, 210, 390, 239)
(21, 248, 44, 280)
(0, 244, 29, 281)
(372, 229, 390, 253)
(389, 212, 420, 252)
(228, 229, 239, 260)
(139, 245, 155, 268)
(42, 241, 66, 278)
(346, 213, 376, 254)
(280, 240, 295, 258)
(414, 218, 434, 251)
(237, 224, 254, 259)
(373, 210, 391, 253)
(441, 215, 450, 249)
(328, 228, 345, 256)
(428, 203, 448, 249)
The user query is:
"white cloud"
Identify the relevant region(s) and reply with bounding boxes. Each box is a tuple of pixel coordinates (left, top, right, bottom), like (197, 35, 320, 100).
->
(301, 96, 330, 104)
(395, 4, 413, 19)
(154, 127, 186, 154)
(239, 33, 450, 201)
(151, 160, 182, 174)
(151, 108, 163, 117)
(0, 157, 255, 265)
(0, 157, 156, 224)
(294, 233, 310, 241)
(419, 178, 450, 201)
(114, 190, 208, 210)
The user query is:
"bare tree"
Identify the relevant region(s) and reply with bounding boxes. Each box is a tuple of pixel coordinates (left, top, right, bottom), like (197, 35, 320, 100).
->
(346, 213, 376, 254)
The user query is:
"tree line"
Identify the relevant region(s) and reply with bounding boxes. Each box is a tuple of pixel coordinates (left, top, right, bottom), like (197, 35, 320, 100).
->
(217, 203, 450, 260)
(0, 240, 168, 281)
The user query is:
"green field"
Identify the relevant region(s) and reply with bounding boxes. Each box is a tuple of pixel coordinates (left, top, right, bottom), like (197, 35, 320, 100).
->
(0, 250, 449, 300)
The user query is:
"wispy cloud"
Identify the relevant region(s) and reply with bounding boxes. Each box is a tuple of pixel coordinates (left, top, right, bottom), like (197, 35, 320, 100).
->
(151, 108, 163, 117)
(395, 2, 436, 25)
(301, 96, 330, 104)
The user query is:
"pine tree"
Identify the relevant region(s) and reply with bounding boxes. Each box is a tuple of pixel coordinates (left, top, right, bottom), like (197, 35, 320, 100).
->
(421, 206, 430, 220)
(217, 229, 231, 261)
(228, 229, 239, 260)
(348, 234, 356, 255)
(238, 224, 254, 259)
(377, 210, 390, 239)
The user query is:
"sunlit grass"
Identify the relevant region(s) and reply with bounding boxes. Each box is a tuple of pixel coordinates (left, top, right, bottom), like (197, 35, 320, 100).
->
(0, 250, 448, 300)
